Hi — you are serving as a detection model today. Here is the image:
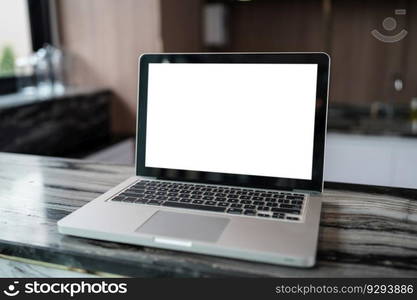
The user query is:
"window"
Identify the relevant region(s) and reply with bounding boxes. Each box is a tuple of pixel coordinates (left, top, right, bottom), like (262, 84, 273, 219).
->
(0, 0, 52, 94)
(0, 0, 32, 78)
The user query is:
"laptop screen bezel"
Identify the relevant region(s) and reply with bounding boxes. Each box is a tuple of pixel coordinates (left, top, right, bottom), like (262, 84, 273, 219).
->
(136, 53, 330, 192)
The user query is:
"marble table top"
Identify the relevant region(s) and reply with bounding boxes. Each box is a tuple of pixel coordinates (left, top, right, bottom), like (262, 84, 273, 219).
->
(0, 153, 416, 277)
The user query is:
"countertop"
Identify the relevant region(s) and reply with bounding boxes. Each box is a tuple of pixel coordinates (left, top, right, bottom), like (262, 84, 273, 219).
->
(0, 153, 416, 277)
(0, 87, 109, 110)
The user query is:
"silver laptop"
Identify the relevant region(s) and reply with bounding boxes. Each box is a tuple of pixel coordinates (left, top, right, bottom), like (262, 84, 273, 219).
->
(58, 53, 330, 267)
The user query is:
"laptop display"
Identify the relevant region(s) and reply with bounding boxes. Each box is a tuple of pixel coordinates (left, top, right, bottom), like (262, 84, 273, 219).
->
(145, 63, 318, 180)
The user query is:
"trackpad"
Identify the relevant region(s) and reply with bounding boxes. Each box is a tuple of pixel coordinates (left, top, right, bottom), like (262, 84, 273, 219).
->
(136, 211, 230, 243)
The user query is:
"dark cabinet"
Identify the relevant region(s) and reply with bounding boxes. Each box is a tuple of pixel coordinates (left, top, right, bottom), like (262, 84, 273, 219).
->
(221, 0, 416, 105)
(330, 0, 409, 104)
(0, 88, 111, 156)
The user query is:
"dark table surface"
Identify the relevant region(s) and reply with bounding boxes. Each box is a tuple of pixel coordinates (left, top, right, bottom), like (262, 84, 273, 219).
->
(0, 153, 416, 277)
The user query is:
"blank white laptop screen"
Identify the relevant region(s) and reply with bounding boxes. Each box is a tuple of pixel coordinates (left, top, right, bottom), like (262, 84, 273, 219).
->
(145, 63, 318, 180)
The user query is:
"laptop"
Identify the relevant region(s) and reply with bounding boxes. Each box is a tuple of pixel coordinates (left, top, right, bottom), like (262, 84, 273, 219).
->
(58, 53, 330, 267)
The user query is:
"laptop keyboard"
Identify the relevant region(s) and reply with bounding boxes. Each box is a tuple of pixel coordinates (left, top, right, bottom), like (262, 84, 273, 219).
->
(110, 180, 305, 221)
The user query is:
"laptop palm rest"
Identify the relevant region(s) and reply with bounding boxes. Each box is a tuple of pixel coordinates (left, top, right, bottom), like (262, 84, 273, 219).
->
(136, 211, 230, 243)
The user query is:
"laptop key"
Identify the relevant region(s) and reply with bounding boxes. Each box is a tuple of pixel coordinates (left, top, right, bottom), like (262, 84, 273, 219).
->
(257, 213, 271, 218)
(129, 187, 145, 192)
(148, 200, 163, 205)
(134, 198, 148, 204)
(133, 184, 146, 188)
(163, 201, 226, 212)
(257, 206, 270, 211)
(280, 204, 301, 209)
(227, 208, 243, 215)
(112, 196, 125, 202)
(180, 199, 191, 203)
(244, 209, 256, 216)
(243, 204, 256, 210)
(123, 197, 137, 203)
(240, 200, 252, 205)
(271, 207, 300, 215)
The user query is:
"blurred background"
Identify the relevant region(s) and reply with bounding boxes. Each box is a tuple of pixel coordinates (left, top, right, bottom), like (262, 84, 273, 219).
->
(0, 0, 416, 189)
